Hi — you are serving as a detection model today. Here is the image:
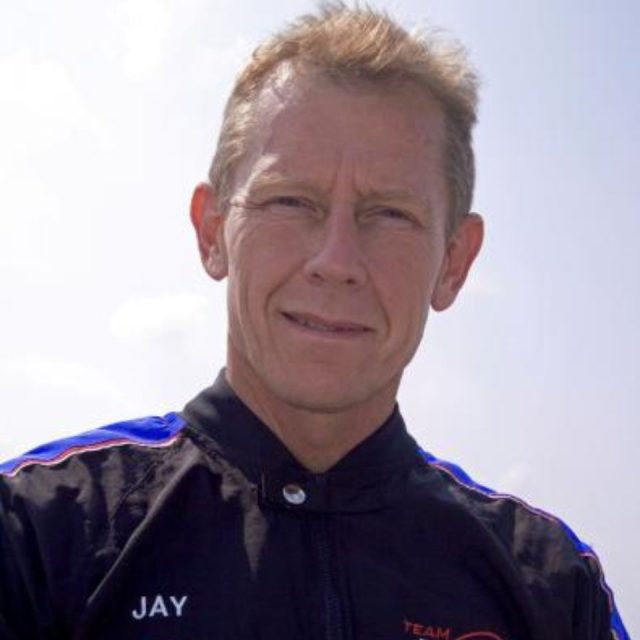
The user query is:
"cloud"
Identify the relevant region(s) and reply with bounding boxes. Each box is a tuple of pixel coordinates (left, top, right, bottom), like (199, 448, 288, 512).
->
(0, 176, 58, 278)
(0, 49, 105, 158)
(0, 48, 109, 279)
(0, 355, 137, 461)
(110, 292, 212, 342)
(112, 0, 172, 78)
(191, 35, 253, 88)
(0, 355, 123, 399)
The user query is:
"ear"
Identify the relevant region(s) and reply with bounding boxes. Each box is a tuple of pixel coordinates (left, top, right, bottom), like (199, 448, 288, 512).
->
(190, 182, 228, 280)
(431, 213, 484, 312)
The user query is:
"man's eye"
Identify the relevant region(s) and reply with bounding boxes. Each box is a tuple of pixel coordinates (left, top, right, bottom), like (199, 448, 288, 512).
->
(374, 207, 411, 221)
(267, 196, 307, 209)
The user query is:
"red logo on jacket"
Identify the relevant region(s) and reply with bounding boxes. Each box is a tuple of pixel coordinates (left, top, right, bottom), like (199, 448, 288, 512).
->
(403, 619, 505, 640)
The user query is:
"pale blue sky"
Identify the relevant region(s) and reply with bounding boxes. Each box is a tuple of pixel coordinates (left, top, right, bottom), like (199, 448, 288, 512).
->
(0, 0, 637, 632)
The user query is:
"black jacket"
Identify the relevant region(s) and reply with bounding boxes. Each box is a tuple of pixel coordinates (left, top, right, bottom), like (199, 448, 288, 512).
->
(0, 372, 629, 640)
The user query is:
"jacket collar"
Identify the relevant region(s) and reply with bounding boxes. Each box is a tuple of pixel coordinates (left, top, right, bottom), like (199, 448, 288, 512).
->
(181, 370, 420, 513)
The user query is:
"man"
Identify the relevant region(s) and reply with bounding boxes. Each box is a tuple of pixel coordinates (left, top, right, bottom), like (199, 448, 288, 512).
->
(0, 4, 629, 639)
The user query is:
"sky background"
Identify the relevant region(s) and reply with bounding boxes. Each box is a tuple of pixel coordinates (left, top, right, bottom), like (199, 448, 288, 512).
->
(0, 0, 637, 633)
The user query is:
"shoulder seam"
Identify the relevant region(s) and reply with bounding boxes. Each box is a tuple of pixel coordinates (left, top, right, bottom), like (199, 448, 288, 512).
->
(419, 449, 626, 637)
(420, 451, 558, 523)
(0, 413, 187, 478)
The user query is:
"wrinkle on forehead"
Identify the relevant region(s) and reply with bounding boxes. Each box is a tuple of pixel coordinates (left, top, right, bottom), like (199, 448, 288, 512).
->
(233, 70, 448, 216)
(252, 63, 444, 146)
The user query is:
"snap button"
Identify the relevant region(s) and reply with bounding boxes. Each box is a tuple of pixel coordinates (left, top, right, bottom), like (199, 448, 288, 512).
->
(282, 483, 306, 505)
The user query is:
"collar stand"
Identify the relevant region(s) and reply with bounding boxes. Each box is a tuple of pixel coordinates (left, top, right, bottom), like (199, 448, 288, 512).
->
(181, 370, 420, 513)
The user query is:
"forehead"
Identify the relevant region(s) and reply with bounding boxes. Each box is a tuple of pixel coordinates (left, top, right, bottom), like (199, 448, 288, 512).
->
(233, 71, 447, 201)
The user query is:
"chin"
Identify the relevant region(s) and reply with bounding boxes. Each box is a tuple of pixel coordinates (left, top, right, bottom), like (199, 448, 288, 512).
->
(265, 368, 392, 415)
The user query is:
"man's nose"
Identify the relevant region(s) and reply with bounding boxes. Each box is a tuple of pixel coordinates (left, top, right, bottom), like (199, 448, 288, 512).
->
(303, 205, 368, 287)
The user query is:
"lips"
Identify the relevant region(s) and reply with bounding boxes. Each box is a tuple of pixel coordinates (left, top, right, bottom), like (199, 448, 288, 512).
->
(281, 311, 371, 334)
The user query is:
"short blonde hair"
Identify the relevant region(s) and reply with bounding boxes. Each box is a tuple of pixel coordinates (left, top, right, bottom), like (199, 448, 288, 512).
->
(209, 2, 479, 233)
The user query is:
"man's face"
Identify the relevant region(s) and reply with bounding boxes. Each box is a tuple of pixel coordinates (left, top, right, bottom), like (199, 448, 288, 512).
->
(193, 74, 481, 415)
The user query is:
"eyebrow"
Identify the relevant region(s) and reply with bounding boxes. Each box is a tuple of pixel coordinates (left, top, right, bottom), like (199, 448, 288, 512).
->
(360, 188, 427, 210)
(244, 172, 322, 198)
(244, 171, 429, 211)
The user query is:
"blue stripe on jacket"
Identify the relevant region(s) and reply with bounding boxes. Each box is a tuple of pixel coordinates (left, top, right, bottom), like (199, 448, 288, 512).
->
(0, 412, 186, 477)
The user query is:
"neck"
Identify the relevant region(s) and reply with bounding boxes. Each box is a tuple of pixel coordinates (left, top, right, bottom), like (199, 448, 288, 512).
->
(225, 352, 399, 473)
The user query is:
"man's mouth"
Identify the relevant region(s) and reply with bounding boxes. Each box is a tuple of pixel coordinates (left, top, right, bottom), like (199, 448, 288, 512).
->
(281, 311, 371, 334)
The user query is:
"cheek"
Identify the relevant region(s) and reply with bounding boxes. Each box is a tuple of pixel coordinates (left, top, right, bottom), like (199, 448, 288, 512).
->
(230, 218, 309, 268)
(368, 237, 444, 345)
(370, 235, 443, 302)
(226, 220, 307, 316)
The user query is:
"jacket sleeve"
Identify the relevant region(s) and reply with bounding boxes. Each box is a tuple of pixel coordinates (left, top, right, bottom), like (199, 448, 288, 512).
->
(0, 477, 62, 640)
(573, 551, 629, 640)
(0, 536, 30, 640)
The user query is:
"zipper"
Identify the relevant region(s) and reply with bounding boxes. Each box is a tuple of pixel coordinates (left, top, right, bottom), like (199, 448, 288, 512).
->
(315, 513, 345, 640)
